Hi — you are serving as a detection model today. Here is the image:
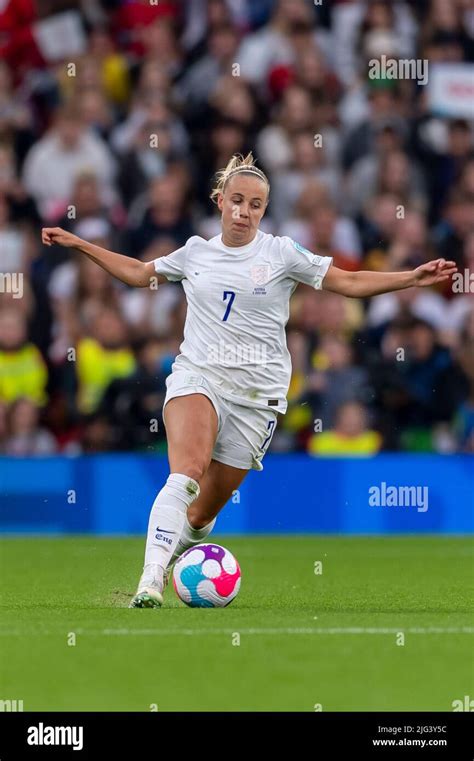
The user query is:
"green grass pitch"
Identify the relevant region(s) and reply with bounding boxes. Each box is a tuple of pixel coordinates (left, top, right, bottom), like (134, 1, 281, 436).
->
(0, 535, 472, 711)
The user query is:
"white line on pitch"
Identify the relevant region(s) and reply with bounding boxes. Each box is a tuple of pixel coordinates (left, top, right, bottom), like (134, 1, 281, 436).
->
(1, 626, 472, 637)
(100, 626, 474, 636)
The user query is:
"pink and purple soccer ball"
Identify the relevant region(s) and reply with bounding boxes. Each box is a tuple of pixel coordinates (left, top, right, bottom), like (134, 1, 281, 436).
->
(173, 543, 241, 607)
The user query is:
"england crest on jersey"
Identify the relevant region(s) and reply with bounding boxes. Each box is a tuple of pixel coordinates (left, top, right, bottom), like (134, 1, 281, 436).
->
(250, 265, 270, 285)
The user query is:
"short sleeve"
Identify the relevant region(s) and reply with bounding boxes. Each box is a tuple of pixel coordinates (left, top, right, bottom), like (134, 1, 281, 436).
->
(281, 237, 333, 290)
(153, 243, 187, 282)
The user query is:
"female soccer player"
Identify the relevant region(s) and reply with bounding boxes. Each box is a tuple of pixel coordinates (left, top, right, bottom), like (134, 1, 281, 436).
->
(42, 153, 457, 608)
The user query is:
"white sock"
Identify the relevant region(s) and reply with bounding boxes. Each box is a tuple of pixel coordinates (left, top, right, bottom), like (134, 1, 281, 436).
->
(140, 473, 200, 590)
(170, 515, 217, 565)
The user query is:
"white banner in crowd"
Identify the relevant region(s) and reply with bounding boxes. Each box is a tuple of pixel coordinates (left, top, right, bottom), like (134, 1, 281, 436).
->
(33, 11, 87, 63)
(428, 63, 474, 119)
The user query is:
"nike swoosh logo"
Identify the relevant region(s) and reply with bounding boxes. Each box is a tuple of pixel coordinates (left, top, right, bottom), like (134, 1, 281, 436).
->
(155, 528, 176, 534)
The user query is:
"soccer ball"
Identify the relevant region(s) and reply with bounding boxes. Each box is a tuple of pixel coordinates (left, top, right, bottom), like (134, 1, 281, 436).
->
(173, 543, 241, 607)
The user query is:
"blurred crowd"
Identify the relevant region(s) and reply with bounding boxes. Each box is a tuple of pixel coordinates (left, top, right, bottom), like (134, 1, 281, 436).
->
(0, 0, 473, 456)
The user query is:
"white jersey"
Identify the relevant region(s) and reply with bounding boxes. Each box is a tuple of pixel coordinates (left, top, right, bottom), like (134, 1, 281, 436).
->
(153, 230, 332, 414)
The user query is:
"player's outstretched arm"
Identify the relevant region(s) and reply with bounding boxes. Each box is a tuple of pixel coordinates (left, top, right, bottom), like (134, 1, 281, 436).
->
(41, 227, 161, 288)
(322, 258, 457, 298)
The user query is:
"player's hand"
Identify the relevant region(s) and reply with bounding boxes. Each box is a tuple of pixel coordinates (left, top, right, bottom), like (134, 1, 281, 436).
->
(41, 227, 80, 248)
(413, 258, 457, 287)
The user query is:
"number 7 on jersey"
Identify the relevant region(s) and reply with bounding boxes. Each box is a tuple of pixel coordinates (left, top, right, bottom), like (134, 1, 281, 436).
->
(222, 290, 236, 321)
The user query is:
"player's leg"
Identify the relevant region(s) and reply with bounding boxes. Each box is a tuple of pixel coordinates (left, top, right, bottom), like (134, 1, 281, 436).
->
(163, 459, 248, 587)
(129, 392, 218, 608)
(163, 404, 277, 587)
(187, 458, 248, 526)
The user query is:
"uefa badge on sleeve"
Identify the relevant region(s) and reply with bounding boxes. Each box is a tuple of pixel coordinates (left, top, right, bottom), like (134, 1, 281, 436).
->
(291, 240, 323, 265)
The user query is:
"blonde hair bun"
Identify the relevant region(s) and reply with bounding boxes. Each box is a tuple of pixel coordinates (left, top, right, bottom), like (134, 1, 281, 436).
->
(210, 152, 269, 203)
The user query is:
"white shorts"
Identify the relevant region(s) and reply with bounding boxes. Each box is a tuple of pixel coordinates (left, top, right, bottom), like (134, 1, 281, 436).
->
(162, 370, 278, 471)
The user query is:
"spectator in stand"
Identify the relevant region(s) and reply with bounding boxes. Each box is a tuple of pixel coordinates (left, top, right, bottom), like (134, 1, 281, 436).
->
(237, 0, 331, 88)
(0, 141, 40, 228)
(341, 85, 407, 170)
(0, 309, 48, 407)
(434, 189, 474, 271)
(0, 60, 35, 164)
(22, 103, 116, 219)
(421, 0, 473, 61)
(0, 189, 29, 272)
(344, 127, 425, 217)
(133, 17, 184, 81)
(175, 23, 241, 114)
(384, 210, 435, 270)
(257, 84, 315, 173)
(358, 192, 402, 268)
(308, 401, 382, 456)
(82, 26, 131, 107)
(117, 113, 180, 208)
(5, 398, 57, 456)
(111, 95, 189, 161)
(298, 334, 371, 430)
(281, 199, 362, 269)
(432, 325, 474, 452)
(369, 317, 453, 451)
(270, 130, 341, 222)
(76, 308, 136, 415)
(76, 89, 116, 143)
(99, 335, 171, 452)
(43, 172, 124, 274)
(127, 167, 194, 253)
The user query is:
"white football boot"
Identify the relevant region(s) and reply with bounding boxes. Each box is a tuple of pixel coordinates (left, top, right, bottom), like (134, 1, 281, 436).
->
(129, 564, 164, 608)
